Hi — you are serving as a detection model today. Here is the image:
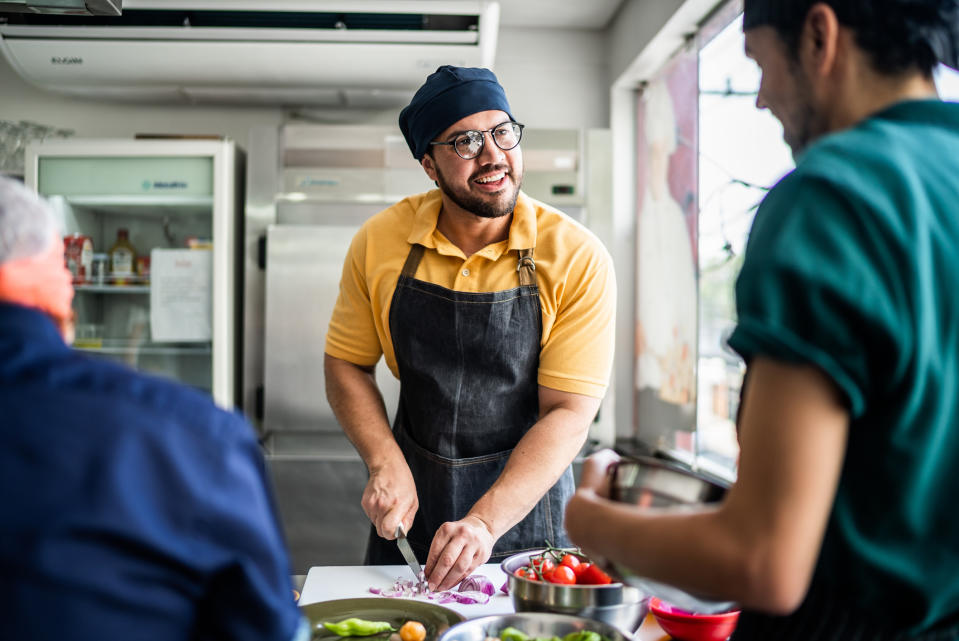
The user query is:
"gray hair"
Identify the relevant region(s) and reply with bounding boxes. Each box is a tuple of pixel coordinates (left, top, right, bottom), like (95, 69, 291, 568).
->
(0, 175, 61, 265)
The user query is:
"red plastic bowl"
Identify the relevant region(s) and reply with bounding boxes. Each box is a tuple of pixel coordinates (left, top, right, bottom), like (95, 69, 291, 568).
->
(648, 597, 741, 641)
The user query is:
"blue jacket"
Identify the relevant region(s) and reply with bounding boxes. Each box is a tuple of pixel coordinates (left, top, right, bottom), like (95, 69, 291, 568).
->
(0, 302, 302, 640)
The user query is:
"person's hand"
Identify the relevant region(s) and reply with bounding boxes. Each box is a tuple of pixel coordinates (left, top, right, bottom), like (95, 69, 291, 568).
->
(362, 459, 418, 540)
(576, 448, 620, 499)
(424, 515, 494, 592)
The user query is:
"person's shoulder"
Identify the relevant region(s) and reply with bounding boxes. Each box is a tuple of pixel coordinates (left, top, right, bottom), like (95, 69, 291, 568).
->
(525, 193, 611, 260)
(796, 104, 950, 183)
(362, 190, 433, 233)
(60, 352, 250, 443)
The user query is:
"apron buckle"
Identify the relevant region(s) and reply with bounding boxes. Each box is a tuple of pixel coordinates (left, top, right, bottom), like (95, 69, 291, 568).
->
(516, 256, 536, 272)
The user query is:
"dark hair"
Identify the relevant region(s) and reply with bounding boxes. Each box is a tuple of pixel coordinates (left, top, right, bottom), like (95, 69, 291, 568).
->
(750, 0, 959, 76)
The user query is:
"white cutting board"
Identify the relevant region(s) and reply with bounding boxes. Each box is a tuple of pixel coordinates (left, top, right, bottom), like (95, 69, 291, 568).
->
(299, 564, 514, 618)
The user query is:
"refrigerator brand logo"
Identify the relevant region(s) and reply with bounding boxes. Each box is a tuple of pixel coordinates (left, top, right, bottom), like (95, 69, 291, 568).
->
(51, 56, 83, 65)
(141, 180, 188, 191)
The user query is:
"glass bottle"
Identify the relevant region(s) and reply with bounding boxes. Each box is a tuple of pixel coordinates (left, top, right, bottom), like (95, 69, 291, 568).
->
(108, 228, 137, 286)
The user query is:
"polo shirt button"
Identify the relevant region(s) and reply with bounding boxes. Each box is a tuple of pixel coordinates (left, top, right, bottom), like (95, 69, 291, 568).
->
(462, 269, 470, 277)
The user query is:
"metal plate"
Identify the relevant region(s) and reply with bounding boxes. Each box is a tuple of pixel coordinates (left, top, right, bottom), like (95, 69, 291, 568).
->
(302, 597, 465, 641)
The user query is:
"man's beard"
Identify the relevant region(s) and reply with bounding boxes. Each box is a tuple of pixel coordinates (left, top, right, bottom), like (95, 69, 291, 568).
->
(784, 63, 818, 158)
(434, 163, 521, 219)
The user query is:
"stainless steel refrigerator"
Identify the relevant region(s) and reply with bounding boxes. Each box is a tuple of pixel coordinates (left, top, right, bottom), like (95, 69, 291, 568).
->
(25, 138, 244, 409)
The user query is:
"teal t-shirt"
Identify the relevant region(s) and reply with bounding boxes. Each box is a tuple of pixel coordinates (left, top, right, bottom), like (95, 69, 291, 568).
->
(728, 100, 959, 631)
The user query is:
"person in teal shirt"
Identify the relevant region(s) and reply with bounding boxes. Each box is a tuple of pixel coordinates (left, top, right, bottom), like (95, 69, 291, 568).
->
(565, 1, 959, 639)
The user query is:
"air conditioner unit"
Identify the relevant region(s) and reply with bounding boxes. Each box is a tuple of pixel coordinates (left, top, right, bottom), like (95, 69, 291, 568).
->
(0, 0, 499, 106)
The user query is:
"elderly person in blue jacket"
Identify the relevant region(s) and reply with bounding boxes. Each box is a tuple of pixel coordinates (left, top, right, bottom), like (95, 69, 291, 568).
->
(0, 175, 308, 641)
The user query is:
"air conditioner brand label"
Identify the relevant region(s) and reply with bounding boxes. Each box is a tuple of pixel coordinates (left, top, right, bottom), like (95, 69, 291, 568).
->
(51, 57, 83, 65)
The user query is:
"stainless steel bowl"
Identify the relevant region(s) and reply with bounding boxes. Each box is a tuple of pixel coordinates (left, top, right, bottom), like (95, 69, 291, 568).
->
(609, 455, 728, 507)
(438, 612, 633, 641)
(500, 550, 648, 633)
(607, 455, 737, 614)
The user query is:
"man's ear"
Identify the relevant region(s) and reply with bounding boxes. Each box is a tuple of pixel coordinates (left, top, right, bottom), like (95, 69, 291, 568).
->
(801, 2, 840, 78)
(421, 154, 438, 182)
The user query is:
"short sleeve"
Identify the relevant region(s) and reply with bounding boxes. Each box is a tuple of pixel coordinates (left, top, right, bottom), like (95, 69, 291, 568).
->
(538, 242, 617, 398)
(727, 173, 901, 419)
(325, 225, 383, 367)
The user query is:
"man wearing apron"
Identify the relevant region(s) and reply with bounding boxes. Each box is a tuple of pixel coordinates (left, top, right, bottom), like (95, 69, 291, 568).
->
(324, 66, 616, 592)
(567, 1, 959, 639)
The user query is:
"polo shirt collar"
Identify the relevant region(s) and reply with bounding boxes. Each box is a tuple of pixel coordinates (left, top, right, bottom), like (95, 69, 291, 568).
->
(406, 189, 538, 256)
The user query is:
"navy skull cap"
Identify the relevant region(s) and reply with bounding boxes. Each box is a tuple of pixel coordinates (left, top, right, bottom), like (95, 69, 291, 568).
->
(742, 0, 959, 69)
(399, 65, 514, 160)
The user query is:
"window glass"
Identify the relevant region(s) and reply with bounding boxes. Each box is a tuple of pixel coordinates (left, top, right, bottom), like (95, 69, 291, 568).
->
(695, 8, 959, 480)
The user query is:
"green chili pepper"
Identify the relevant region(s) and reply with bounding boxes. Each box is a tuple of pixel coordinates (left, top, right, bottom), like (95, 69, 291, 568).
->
(322, 618, 396, 636)
(563, 631, 604, 641)
(499, 626, 529, 641)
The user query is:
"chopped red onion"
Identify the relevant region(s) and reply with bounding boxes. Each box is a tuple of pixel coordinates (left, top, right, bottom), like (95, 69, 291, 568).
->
(458, 575, 496, 596)
(368, 575, 493, 604)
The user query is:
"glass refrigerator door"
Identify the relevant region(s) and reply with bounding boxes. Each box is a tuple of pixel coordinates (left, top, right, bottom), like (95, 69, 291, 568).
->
(28, 141, 237, 407)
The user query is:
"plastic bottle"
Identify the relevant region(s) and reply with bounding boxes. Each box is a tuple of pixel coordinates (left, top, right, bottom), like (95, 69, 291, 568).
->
(108, 228, 137, 286)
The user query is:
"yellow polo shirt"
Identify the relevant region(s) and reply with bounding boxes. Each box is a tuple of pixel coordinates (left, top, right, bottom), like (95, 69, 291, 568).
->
(325, 189, 616, 398)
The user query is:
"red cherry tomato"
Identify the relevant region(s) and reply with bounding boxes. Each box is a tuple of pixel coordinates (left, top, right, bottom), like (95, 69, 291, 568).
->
(573, 561, 591, 578)
(579, 563, 613, 585)
(560, 553, 582, 570)
(536, 557, 556, 574)
(548, 565, 576, 585)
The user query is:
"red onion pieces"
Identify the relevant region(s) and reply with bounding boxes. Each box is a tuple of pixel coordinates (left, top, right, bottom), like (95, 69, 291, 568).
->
(368, 574, 494, 604)
(458, 574, 496, 596)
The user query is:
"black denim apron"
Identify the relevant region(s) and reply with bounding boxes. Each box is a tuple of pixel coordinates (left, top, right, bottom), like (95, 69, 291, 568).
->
(365, 244, 574, 565)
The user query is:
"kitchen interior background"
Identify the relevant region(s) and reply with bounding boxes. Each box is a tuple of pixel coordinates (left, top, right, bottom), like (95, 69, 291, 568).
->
(3, 0, 958, 574)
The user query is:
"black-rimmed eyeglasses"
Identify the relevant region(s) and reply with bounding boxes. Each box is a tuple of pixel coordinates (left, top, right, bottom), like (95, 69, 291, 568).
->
(429, 121, 525, 160)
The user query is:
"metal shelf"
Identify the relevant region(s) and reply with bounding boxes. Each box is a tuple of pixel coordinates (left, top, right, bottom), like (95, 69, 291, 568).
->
(74, 284, 150, 293)
(73, 340, 211, 356)
(57, 194, 213, 217)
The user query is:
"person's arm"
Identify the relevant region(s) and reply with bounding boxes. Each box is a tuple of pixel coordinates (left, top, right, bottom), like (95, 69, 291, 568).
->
(324, 353, 418, 540)
(423, 385, 600, 591)
(565, 357, 849, 614)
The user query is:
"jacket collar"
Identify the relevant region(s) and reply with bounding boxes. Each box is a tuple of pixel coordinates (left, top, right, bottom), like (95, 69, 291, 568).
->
(0, 301, 69, 358)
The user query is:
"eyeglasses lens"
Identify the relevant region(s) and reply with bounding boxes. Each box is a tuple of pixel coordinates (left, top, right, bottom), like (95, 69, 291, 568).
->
(453, 123, 522, 159)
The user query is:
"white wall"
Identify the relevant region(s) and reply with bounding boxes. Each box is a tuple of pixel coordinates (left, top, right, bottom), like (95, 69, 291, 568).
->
(496, 27, 610, 129)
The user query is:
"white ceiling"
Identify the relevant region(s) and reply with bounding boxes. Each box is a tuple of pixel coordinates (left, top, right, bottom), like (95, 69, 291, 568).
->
(495, 0, 624, 30)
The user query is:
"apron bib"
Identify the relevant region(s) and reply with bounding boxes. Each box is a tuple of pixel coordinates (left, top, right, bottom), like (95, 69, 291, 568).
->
(365, 244, 573, 564)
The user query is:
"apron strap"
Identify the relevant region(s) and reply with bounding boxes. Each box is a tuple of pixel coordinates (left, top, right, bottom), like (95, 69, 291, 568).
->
(516, 248, 537, 287)
(401, 244, 426, 278)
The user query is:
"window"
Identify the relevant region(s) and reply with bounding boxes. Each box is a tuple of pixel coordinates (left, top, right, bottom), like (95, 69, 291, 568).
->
(693, 5, 959, 479)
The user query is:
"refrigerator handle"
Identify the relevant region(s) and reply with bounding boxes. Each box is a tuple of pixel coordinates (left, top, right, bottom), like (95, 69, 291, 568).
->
(257, 234, 267, 271)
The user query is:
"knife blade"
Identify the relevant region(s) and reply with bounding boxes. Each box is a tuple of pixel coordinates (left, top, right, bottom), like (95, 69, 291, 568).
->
(395, 525, 427, 590)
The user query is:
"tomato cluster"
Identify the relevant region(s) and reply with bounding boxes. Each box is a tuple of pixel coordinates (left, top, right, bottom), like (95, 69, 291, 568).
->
(513, 551, 613, 586)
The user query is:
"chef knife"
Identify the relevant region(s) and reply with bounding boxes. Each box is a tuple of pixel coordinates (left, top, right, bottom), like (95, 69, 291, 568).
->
(395, 525, 427, 590)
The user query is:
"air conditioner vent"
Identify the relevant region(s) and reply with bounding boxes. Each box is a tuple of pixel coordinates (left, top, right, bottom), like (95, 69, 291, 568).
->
(1, 10, 479, 32)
